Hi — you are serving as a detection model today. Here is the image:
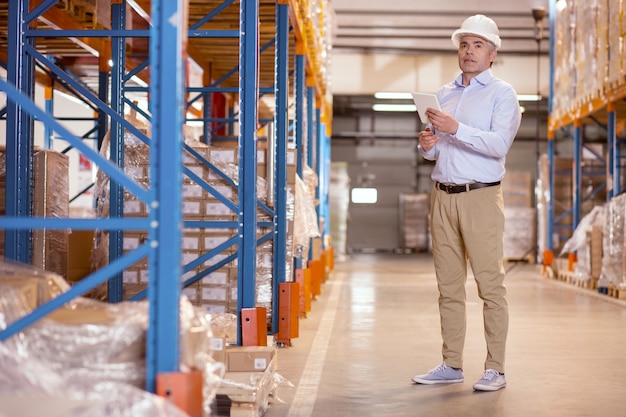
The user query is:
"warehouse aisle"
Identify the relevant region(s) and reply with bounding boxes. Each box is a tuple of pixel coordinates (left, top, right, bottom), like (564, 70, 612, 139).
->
(264, 253, 626, 417)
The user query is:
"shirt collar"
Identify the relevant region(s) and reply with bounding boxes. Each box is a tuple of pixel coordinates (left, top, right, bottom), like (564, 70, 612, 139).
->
(454, 68, 494, 87)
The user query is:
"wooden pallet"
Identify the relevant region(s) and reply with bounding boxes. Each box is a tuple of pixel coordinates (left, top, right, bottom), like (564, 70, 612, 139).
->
(607, 284, 626, 300)
(572, 277, 597, 290)
(556, 269, 573, 284)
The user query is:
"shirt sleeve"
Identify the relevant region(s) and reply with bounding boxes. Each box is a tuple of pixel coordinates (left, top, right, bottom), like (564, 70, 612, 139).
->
(418, 143, 437, 161)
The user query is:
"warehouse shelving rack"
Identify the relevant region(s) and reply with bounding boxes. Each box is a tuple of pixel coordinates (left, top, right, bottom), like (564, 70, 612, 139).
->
(546, 0, 626, 257)
(0, 0, 332, 393)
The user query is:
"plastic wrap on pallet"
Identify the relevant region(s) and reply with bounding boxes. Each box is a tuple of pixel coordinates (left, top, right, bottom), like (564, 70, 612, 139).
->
(0, 261, 225, 410)
(560, 206, 605, 282)
(0, 346, 191, 417)
(399, 193, 430, 251)
(0, 259, 70, 310)
(599, 194, 626, 287)
(330, 162, 350, 260)
(210, 313, 238, 343)
(293, 173, 321, 262)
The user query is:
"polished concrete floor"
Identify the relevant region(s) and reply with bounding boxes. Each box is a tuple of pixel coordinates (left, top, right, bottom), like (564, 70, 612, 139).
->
(265, 253, 626, 417)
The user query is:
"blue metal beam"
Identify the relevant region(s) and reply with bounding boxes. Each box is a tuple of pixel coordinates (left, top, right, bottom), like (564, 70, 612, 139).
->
(608, 107, 616, 199)
(5, 0, 34, 262)
(307, 86, 315, 170)
(573, 122, 582, 231)
(273, 1, 290, 334)
(237, 0, 260, 340)
(294, 54, 305, 179)
(547, 138, 554, 251)
(108, 1, 127, 303)
(145, 0, 186, 392)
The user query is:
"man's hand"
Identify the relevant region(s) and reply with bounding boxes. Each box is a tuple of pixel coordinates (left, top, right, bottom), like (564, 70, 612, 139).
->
(418, 127, 439, 151)
(426, 108, 459, 135)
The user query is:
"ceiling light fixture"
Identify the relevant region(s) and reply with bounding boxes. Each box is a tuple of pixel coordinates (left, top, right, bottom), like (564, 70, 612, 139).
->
(372, 104, 417, 112)
(374, 92, 412, 100)
(517, 94, 542, 101)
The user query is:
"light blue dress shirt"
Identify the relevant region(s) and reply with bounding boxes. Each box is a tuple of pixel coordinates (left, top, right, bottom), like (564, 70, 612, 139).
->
(419, 69, 522, 185)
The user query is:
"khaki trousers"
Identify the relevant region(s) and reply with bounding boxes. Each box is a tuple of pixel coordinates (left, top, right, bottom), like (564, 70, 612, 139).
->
(429, 184, 508, 373)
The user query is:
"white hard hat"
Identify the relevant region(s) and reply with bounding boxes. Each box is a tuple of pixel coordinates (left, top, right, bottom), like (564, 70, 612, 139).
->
(451, 14, 501, 49)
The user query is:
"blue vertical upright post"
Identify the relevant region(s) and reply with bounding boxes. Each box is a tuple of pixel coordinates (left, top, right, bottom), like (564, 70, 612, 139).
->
(573, 121, 582, 231)
(145, 0, 186, 392)
(306, 86, 315, 171)
(547, 0, 556, 253)
(202, 92, 215, 145)
(547, 139, 554, 252)
(293, 51, 305, 269)
(5, 0, 34, 262)
(608, 103, 616, 200)
(315, 108, 325, 245)
(273, 1, 290, 333)
(314, 107, 321, 235)
(97, 61, 110, 150)
(323, 126, 331, 239)
(108, 1, 127, 303)
(237, 0, 259, 341)
(294, 53, 305, 179)
(44, 78, 53, 149)
(306, 86, 316, 260)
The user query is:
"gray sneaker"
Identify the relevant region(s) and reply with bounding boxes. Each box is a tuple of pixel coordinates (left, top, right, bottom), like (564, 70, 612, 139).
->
(412, 362, 464, 384)
(473, 369, 506, 391)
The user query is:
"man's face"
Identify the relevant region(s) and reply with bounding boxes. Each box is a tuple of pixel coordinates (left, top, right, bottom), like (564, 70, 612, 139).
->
(457, 35, 497, 76)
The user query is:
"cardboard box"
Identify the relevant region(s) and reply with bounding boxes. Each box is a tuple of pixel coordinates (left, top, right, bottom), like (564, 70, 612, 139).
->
(67, 230, 95, 283)
(32, 150, 70, 278)
(226, 346, 276, 372)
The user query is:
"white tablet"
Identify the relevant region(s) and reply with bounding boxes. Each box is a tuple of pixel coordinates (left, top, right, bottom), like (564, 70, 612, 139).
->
(411, 92, 441, 124)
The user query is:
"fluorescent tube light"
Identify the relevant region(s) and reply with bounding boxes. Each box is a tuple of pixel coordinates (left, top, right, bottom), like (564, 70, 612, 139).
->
(372, 104, 417, 112)
(374, 92, 412, 100)
(517, 94, 542, 101)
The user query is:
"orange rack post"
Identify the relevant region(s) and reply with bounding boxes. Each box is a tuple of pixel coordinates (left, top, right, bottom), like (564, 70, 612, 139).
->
(156, 371, 204, 417)
(241, 307, 268, 346)
(276, 281, 300, 346)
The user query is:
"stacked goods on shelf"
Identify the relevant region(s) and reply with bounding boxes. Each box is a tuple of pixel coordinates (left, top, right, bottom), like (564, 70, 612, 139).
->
(0, 148, 69, 278)
(215, 346, 278, 417)
(329, 162, 350, 259)
(292, 166, 321, 265)
(552, 0, 610, 119)
(91, 121, 302, 329)
(559, 206, 604, 285)
(502, 171, 535, 261)
(598, 194, 626, 290)
(553, 0, 626, 120)
(538, 155, 607, 259)
(609, 0, 625, 86)
(398, 193, 430, 252)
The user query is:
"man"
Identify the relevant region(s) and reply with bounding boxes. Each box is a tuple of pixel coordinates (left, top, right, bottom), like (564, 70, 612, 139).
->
(411, 14, 522, 391)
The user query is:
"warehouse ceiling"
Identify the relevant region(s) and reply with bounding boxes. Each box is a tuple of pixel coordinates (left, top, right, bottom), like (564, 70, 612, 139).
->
(331, 0, 551, 57)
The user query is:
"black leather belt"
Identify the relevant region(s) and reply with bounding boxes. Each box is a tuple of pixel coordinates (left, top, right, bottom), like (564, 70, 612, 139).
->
(437, 181, 501, 194)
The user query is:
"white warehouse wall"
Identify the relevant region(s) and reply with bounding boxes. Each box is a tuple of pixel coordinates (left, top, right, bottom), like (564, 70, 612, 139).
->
(331, 53, 551, 97)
